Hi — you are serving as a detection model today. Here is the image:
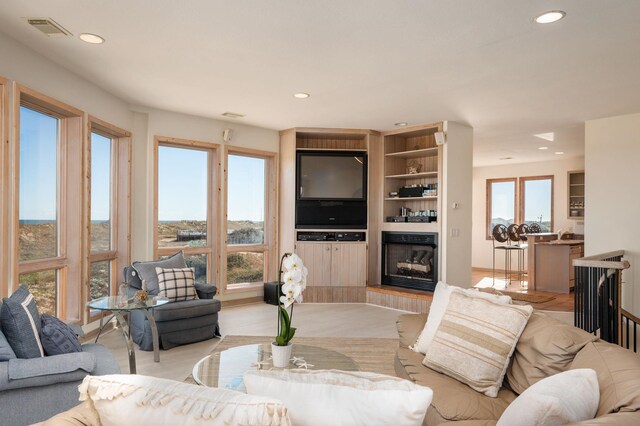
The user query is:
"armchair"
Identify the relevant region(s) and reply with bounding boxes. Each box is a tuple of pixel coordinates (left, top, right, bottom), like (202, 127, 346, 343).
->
(123, 254, 221, 351)
(0, 303, 120, 426)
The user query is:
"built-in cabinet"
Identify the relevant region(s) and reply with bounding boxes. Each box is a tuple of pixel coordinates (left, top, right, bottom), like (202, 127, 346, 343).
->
(568, 170, 585, 219)
(295, 242, 367, 287)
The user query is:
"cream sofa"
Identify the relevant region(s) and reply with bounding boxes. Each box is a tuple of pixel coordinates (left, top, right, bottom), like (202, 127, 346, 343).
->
(395, 311, 640, 425)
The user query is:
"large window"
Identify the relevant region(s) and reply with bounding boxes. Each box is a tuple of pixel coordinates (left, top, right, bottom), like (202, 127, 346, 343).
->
(87, 118, 131, 319)
(0, 77, 9, 299)
(520, 176, 554, 233)
(224, 148, 277, 291)
(15, 86, 83, 320)
(155, 137, 218, 284)
(486, 175, 554, 238)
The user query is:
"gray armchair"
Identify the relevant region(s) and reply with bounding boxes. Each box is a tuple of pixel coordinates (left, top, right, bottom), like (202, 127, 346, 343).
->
(123, 254, 221, 351)
(0, 306, 120, 426)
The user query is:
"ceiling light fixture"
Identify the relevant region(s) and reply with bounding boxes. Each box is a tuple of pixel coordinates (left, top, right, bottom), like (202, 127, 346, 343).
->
(222, 112, 245, 119)
(499, 157, 513, 160)
(555, 151, 564, 155)
(534, 10, 566, 24)
(534, 132, 555, 142)
(293, 92, 310, 99)
(79, 33, 105, 44)
(394, 122, 408, 127)
(538, 146, 549, 150)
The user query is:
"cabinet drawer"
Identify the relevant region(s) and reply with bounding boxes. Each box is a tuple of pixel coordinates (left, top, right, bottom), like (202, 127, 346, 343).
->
(570, 245, 583, 255)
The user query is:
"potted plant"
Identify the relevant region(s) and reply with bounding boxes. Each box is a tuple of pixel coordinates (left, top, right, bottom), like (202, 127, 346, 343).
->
(272, 253, 307, 367)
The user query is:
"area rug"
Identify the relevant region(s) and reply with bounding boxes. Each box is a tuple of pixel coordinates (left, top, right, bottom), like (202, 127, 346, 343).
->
(479, 287, 556, 304)
(185, 335, 399, 383)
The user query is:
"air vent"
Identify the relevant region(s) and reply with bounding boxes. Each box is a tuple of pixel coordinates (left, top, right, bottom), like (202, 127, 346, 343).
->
(26, 18, 72, 37)
(222, 112, 245, 119)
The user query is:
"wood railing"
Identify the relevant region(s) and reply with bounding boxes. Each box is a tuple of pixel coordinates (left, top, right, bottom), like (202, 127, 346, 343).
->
(573, 250, 635, 351)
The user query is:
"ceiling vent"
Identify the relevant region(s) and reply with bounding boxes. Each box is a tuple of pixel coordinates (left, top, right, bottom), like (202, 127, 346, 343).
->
(222, 112, 245, 119)
(26, 18, 72, 37)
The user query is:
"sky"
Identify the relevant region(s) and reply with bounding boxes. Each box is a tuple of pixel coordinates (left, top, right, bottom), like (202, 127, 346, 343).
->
(491, 179, 552, 222)
(20, 106, 266, 223)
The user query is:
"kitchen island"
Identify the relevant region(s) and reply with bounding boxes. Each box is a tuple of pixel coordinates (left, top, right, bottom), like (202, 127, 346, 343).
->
(526, 233, 584, 293)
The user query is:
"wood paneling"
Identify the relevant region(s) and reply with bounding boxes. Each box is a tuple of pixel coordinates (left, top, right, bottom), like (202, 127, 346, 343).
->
(366, 287, 432, 313)
(295, 242, 332, 286)
(331, 243, 367, 287)
(303, 286, 366, 303)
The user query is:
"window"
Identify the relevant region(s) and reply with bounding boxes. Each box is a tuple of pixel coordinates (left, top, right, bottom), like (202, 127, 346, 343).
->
(155, 137, 218, 285)
(486, 175, 555, 239)
(486, 178, 517, 239)
(520, 176, 554, 233)
(0, 77, 8, 300)
(224, 148, 277, 292)
(15, 85, 83, 320)
(87, 117, 131, 319)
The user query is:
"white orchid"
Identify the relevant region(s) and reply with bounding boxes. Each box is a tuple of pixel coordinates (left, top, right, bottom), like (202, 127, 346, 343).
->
(283, 253, 304, 272)
(275, 253, 307, 347)
(280, 281, 302, 308)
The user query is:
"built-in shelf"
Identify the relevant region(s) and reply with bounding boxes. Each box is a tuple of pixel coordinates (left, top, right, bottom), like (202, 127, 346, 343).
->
(296, 147, 368, 152)
(385, 147, 438, 159)
(385, 171, 438, 179)
(570, 195, 585, 198)
(570, 184, 585, 186)
(385, 196, 438, 201)
(568, 170, 586, 220)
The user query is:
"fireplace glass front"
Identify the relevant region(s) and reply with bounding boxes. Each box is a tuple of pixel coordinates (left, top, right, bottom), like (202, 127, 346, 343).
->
(381, 232, 438, 292)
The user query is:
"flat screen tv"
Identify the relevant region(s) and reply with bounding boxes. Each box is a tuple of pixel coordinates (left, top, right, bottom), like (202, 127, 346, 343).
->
(295, 151, 367, 229)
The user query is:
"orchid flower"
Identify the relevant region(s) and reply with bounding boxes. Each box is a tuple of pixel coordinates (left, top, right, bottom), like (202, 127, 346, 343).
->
(275, 253, 307, 346)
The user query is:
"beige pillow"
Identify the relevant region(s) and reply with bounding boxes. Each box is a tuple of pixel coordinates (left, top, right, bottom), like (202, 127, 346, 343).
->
(423, 291, 533, 397)
(507, 311, 597, 394)
(413, 281, 512, 354)
(79, 374, 290, 426)
(244, 369, 433, 426)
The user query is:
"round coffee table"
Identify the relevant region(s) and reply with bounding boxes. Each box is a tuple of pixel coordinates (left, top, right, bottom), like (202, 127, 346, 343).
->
(192, 343, 359, 392)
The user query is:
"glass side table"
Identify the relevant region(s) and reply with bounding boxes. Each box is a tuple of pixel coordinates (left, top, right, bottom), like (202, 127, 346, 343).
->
(88, 296, 169, 374)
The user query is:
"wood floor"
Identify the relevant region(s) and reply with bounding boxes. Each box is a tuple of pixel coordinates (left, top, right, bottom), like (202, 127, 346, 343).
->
(471, 268, 574, 312)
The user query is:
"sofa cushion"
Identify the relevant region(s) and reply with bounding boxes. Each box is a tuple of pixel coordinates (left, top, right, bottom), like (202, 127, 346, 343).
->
(152, 298, 221, 322)
(79, 374, 290, 426)
(397, 348, 515, 423)
(397, 313, 429, 348)
(497, 369, 599, 426)
(506, 311, 597, 394)
(0, 285, 45, 358)
(570, 340, 640, 417)
(423, 291, 533, 398)
(132, 251, 187, 295)
(0, 328, 17, 361)
(156, 267, 198, 302)
(244, 369, 432, 426)
(414, 282, 511, 354)
(40, 314, 82, 356)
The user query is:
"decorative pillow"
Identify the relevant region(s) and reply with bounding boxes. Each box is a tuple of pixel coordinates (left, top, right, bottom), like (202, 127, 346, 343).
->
(0, 285, 44, 358)
(79, 374, 290, 426)
(0, 328, 17, 362)
(132, 251, 187, 295)
(413, 281, 512, 354)
(155, 267, 199, 302)
(39, 314, 82, 356)
(497, 369, 599, 426)
(423, 291, 533, 397)
(244, 369, 433, 426)
(507, 310, 598, 394)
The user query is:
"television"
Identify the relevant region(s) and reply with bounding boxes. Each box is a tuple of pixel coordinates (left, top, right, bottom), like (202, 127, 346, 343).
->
(295, 151, 368, 229)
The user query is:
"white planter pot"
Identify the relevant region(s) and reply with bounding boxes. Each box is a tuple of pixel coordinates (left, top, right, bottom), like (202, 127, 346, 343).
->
(271, 342, 292, 368)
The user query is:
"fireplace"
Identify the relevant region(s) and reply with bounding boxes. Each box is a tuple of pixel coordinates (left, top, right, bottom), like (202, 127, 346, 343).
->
(381, 232, 438, 292)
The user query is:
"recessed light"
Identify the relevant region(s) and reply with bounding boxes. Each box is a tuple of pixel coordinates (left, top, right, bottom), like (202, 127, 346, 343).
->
(555, 151, 564, 155)
(534, 10, 566, 24)
(499, 157, 513, 160)
(222, 112, 245, 119)
(293, 93, 310, 99)
(538, 146, 549, 150)
(394, 122, 408, 127)
(79, 33, 105, 44)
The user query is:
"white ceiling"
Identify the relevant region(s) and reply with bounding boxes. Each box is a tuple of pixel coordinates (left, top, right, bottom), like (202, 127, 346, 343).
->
(1, 1, 639, 166)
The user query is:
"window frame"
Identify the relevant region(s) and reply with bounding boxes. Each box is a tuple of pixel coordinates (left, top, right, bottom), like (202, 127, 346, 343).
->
(223, 146, 278, 294)
(86, 116, 131, 321)
(0, 77, 8, 300)
(153, 136, 220, 285)
(519, 175, 555, 233)
(485, 177, 518, 240)
(13, 84, 84, 321)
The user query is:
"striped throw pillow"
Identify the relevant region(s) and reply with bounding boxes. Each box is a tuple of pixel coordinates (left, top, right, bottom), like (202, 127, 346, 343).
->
(155, 267, 199, 302)
(0, 285, 45, 358)
(422, 291, 533, 397)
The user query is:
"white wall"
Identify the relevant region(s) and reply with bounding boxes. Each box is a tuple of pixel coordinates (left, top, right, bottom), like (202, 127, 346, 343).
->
(472, 156, 585, 270)
(585, 112, 640, 315)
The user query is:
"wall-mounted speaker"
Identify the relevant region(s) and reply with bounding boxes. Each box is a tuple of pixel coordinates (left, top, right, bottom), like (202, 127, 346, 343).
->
(223, 128, 234, 143)
(435, 132, 446, 146)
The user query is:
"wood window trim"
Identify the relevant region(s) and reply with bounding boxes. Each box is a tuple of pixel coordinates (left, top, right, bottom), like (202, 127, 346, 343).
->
(13, 83, 83, 321)
(86, 116, 131, 322)
(153, 136, 220, 286)
(519, 175, 555, 233)
(485, 177, 517, 240)
(0, 77, 8, 300)
(223, 146, 278, 294)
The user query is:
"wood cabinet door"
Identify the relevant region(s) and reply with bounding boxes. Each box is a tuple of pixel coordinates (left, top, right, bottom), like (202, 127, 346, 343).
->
(331, 243, 367, 287)
(295, 242, 332, 287)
